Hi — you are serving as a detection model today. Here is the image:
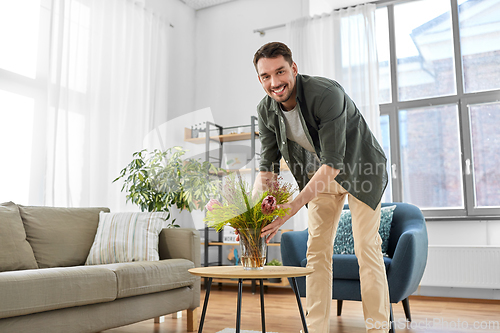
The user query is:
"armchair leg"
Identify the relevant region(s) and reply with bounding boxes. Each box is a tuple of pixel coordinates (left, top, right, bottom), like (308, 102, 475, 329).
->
(337, 300, 343, 316)
(389, 304, 395, 333)
(402, 297, 411, 322)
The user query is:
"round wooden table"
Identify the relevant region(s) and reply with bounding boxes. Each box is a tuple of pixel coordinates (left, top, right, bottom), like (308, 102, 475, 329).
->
(189, 266, 314, 333)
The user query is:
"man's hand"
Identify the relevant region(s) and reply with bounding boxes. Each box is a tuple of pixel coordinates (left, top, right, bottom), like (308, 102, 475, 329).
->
(261, 201, 300, 243)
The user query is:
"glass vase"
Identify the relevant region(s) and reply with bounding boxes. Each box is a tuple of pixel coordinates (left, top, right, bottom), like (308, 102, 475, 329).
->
(239, 228, 267, 270)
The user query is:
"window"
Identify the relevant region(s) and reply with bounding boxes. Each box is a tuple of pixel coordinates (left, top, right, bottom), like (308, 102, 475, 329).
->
(380, 114, 392, 203)
(399, 105, 463, 209)
(468, 101, 500, 208)
(459, 0, 500, 93)
(0, 0, 48, 204)
(0, 1, 41, 79)
(0, 91, 35, 204)
(377, 0, 500, 217)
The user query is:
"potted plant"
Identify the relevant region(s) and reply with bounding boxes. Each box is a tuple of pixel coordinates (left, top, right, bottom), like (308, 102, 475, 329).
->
(114, 146, 225, 227)
(204, 173, 296, 270)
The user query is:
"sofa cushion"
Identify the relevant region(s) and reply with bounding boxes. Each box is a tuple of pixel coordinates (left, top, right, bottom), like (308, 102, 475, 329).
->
(85, 211, 167, 265)
(0, 265, 117, 319)
(0, 202, 38, 272)
(300, 255, 392, 280)
(19, 205, 110, 268)
(103, 259, 196, 299)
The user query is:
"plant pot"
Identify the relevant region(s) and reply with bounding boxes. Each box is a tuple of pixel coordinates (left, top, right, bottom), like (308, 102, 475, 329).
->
(239, 228, 268, 270)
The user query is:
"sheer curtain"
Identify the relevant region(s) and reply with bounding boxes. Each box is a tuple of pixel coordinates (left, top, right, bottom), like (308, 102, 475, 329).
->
(287, 4, 380, 231)
(288, 4, 380, 140)
(41, 0, 169, 210)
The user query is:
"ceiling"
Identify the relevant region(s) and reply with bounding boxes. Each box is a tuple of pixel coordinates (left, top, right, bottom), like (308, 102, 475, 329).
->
(181, 0, 237, 10)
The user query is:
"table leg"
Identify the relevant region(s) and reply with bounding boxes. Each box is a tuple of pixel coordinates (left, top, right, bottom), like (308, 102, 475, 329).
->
(259, 279, 266, 333)
(198, 277, 212, 333)
(291, 277, 308, 333)
(236, 278, 243, 333)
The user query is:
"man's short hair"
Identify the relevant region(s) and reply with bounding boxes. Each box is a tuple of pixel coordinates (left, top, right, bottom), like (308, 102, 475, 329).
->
(253, 42, 294, 71)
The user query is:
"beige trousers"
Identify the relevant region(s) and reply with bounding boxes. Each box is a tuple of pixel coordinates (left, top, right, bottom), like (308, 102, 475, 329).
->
(305, 180, 390, 333)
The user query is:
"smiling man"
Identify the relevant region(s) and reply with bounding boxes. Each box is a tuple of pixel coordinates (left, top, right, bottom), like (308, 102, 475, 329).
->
(253, 42, 390, 333)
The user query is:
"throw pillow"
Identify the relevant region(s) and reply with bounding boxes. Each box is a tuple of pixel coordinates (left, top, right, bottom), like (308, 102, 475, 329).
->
(333, 205, 396, 256)
(85, 211, 167, 265)
(0, 202, 38, 272)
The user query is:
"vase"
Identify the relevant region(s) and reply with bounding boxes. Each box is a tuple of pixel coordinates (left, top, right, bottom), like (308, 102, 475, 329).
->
(239, 228, 267, 270)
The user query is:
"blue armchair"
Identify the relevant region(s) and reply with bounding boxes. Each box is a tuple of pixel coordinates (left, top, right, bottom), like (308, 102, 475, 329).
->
(281, 202, 428, 330)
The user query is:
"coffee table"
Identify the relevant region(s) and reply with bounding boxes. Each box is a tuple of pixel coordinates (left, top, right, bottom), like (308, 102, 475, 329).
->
(188, 266, 314, 333)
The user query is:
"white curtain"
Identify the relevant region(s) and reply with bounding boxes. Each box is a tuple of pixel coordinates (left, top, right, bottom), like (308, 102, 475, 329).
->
(42, 0, 169, 210)
(287, 4, 380, 231)
(288, 4, 381, 140)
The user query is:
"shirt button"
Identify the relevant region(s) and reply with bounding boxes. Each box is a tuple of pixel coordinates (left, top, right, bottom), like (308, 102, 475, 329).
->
(286, 160, 289, 163)
(282, 141, 285, 145)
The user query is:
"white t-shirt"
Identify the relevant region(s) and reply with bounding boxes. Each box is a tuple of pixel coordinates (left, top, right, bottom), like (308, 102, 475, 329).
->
(281, 104, 316, 153)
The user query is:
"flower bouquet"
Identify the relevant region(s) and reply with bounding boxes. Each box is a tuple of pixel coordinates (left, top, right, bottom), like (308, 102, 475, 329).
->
(204, 173, 296, 270)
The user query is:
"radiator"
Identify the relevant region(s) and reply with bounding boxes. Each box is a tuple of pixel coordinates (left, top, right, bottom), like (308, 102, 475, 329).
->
(420, 246, 500, 289)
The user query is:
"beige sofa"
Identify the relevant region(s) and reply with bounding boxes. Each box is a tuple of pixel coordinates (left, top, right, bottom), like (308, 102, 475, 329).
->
(0, 202, 200, 333)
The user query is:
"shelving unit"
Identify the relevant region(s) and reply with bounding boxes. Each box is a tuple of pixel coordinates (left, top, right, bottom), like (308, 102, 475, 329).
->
(184, 117, 260, 271)
(184, 116, 290, 290)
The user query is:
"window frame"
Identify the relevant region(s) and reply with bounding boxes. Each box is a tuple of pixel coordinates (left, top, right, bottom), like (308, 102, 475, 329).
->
(378, 0, 500, 219)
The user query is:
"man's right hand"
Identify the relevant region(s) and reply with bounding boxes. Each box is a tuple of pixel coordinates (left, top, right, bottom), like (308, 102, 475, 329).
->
(252, 171, 274, 199)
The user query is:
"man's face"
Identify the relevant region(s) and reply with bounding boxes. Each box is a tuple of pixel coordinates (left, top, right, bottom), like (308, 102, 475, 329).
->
(257, 55, 298, 111)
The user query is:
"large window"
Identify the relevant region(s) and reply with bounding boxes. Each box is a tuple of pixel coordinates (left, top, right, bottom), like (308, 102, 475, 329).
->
(0, 0, 48, 204)
(377, 0, 500, 217)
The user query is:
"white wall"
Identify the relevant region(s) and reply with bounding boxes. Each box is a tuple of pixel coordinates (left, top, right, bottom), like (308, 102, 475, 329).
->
(192, 0, 310, 232)
(417, 219, 500, 299)
(426, 220, 500, 246)
(194, 0, 308, 128)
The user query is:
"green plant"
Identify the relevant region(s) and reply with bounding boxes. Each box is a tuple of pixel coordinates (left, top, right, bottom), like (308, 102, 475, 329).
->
(266, 259, 282, 266)
(114, 147, 225, 227)
(204, 173, 296, 232)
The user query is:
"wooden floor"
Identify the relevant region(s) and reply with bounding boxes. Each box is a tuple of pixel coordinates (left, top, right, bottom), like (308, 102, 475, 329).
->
(103, 285, 500, 333)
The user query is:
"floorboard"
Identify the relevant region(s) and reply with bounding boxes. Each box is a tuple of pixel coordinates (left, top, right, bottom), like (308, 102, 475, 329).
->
(103, 286, 500, 333)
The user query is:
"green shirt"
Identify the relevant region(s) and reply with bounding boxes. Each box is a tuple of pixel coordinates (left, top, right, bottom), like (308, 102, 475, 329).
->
(257, 74, 388, 210)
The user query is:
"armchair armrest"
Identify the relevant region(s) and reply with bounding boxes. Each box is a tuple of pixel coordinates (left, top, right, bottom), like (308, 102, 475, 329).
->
(159, 228, 201, 268)
(387, 222, 428, 302)
(281, 229, 309, 267)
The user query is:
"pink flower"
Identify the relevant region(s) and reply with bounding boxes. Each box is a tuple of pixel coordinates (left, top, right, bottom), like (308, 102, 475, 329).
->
(205, 199, 222, 212)
(261, 195, 277, 215)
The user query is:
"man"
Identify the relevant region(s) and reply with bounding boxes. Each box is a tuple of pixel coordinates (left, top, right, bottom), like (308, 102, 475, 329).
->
(253, 42, 390, 333)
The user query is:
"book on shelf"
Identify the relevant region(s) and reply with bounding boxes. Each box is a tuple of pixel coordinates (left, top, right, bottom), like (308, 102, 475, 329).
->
(223, 226, 238, 244)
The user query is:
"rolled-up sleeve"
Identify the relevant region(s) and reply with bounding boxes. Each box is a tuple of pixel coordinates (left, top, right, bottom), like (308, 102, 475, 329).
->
(316, 86, 347, 171)
(258, 111, 281, 173)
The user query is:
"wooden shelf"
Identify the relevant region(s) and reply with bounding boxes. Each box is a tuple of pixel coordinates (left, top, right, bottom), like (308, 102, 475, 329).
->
(184, 128, 259, 144)
(209, 168, 258, 176)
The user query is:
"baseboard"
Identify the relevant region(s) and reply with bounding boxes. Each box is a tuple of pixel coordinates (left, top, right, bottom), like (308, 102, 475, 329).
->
(413, 286, 500, 301)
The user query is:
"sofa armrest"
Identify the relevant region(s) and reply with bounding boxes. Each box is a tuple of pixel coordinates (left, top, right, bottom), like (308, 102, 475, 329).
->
(159, 228, 201, 268)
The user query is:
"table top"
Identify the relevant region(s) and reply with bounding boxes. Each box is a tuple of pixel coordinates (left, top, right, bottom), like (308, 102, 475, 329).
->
(188, 266, 314, 279)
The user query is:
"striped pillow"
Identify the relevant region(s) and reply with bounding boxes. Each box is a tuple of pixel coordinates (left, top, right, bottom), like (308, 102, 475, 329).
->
(85, 211, 167, 265)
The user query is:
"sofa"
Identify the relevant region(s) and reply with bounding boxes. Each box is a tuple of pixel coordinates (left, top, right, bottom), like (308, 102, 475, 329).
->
(0, 202, 200, 333)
